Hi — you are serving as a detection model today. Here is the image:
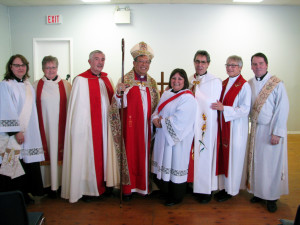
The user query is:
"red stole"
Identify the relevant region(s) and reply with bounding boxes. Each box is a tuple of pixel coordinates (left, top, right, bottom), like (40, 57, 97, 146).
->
(36, 79, 67, 165)
(122, 86, 152, 194)
(216, 75, 246, 177)
(79, 69, 114, 194)
(158, 90, 193, 114)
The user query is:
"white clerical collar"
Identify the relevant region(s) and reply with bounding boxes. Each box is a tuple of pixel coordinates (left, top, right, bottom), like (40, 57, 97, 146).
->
(229, 74, 240, 81)
(196, 71, 207, 77)
(255, 71, 268, 81)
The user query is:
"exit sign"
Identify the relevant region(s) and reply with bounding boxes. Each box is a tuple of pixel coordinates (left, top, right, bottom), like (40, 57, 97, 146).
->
(46, 15, 62, 24)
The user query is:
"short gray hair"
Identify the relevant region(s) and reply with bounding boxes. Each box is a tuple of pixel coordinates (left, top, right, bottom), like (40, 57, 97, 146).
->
(227, 55, 243, 67)
(42, 55, 58, 69)
(89, 50, 105, 60)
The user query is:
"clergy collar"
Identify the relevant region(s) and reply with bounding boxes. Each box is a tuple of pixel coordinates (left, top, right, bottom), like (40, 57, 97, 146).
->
(229, 74, 240, 79)
(171, 88, 184, 93)
(195, 71, 207, 77)
(14, 75, 24, 83)
(46, 75, 58, 81)
(255, 72, 268, 81)
(91, 72, 101, 77)
(134, 70, 147, 81)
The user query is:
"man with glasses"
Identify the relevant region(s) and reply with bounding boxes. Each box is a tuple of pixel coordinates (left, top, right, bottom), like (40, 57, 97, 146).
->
(187, 50, 222, 203)
(246, 53, 289, 212)
(109, 42, 159, 201)
(211, 55, 251, 202)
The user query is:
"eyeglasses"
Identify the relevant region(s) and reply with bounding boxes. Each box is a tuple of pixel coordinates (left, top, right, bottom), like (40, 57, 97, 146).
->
(137, 60, 151, 65)
(44, 67, 57, 70)
(12, 64, 26, 68)
(195, 60, 208, 64)
(225, 64, 239, 68)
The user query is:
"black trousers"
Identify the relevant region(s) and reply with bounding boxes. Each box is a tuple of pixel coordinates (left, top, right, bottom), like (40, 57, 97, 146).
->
(0, 160, 44, 197)
(153, 175, 187, 202)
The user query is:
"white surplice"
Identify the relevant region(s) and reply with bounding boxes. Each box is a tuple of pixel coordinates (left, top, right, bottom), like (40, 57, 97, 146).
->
(0, 79, 44, 163)
(151, 89, 197, 184)
(61, 76, 113, 203)
(218, 75, 251, 196)
(247, 73, 289, 200)
(189, 73, 222, 194)
(33, 76, 71, 191)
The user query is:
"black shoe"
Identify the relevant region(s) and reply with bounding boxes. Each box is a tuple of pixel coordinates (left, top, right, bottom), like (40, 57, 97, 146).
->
(103, 187, 113, 197)
(48, 190, 58, 199)
(82, 195, 93, 202)
(216, 192, 232, 202)
(267, 200, 277, 212)
(250, 196, 263, 203)
(123, 194, 132, 202)
(23, 193, 35, 205)
(197, 194, 212, 204)
(214, 190, 226, 200)
(164, 199, 181, 206)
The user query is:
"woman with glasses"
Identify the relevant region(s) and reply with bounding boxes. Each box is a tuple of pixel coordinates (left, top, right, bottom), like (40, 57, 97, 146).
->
(33, 56, 71, 198)
(151, 68, 197, 206)
(0, 54, 45, 204)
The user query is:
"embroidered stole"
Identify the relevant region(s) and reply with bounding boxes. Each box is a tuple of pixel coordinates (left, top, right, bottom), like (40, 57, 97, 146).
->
(36, 79, 67, 166)
(216, 75, 246, 177)
(79, 70, 114, 195)
(246, 76, 281, 189)
(158, 90, 193, 114)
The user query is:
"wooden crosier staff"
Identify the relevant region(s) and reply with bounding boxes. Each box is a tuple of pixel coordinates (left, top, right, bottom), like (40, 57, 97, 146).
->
(119, 38, 125, 207)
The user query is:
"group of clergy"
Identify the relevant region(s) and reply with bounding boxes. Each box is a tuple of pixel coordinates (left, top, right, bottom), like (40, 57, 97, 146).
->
(0, 42, 289, 213)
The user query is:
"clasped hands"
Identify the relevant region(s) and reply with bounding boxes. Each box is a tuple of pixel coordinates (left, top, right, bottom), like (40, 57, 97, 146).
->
(211, 100, 224, 111)
(153, 116, 163, 128)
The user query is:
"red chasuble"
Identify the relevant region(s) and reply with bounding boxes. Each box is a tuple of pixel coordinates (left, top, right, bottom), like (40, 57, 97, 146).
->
(216, 75, 246, 177)
(78, 69, 114, 194)
(36, 79, 67, 165)
(122, 85, 152, 195)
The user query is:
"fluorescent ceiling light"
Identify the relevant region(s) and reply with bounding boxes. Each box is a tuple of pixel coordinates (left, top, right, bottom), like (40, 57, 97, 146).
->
(233, 0, 263, 2)
(81, 0, 111, 2)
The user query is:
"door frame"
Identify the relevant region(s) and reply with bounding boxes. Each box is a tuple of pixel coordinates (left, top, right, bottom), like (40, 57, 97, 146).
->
(32, 38, 73, 81)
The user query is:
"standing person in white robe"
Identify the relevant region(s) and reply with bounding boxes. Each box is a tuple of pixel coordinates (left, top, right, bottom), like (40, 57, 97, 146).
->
(151, 68, 197, 206)
(211, 55, 251, 202)
(33, 56, 71, 198)
(110, 42, 159, 201)
(187, 50, 222, 204)
(61, 50, 115, 203)
(0, 54, 45, 204)
(247, 52, 289, 213)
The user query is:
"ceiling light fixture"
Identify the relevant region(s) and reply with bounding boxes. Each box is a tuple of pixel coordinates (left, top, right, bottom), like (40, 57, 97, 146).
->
(233, 0, 263, 2)
(81, 0, 111, 3)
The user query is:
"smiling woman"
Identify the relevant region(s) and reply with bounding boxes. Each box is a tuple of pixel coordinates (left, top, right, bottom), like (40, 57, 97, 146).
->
(0, 54, 45, 204)
(151, 68, 197, 206)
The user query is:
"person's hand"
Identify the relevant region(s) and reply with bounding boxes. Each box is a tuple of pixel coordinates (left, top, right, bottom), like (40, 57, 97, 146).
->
(211, 100, 224, 111)
(153, 116, 162, 128)
(271, 134, 281, 145)
(15, 132, 24, 145)
(117, 83, 126, 95)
